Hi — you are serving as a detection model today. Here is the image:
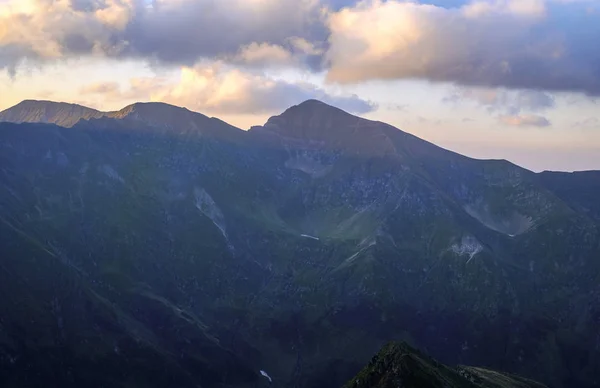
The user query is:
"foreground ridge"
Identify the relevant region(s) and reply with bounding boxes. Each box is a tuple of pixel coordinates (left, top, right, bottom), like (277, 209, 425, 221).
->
(344, 342, 547, 388)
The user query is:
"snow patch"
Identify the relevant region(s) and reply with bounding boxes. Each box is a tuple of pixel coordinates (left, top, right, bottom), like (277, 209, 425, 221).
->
(451, 236, 483, 264)
(300, 234, 320, 241)
(260, 370, 272, 383)
(194, 187, 233, 251)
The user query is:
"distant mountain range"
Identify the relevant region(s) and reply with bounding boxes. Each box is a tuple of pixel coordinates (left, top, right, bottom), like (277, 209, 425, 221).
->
(0, 99, 598, 388)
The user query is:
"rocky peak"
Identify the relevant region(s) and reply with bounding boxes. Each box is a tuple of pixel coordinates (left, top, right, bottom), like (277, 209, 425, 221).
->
(252, 99, 401, 156)
(116, 102, 243, 139)
(344, 342, 548, 388)
(0, 100, 104, 127)
(107, 102, 210, 131)
(1, 100, 244, 139)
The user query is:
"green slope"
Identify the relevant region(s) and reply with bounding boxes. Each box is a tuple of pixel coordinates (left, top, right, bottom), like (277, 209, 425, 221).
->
(0, 100, 599, 387)
(345, 342, 547, 388)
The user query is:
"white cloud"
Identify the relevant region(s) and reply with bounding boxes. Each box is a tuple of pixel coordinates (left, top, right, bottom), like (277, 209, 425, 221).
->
(80, 81, 121, 95)
(499, 114, 551, 127)
(446, 87, 555, 114)
(462, 0, 546, 18)
(572, 117, 599, 129)
(1, 0, 600, 96)
(0, 0, 327, 70)
(324, 0, 600, 94)
(233, 43, 295, 67)
(287, 37, 323, 55)
(79, 61, 376, 115)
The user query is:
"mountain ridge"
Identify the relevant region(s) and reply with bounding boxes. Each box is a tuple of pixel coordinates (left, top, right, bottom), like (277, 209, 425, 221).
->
(0, 98, 577, 174)
(0, 99, 106, 127)
(344, 342, 548, 388)
(1, 98, 599, 387)
(0, 99, 227, 129)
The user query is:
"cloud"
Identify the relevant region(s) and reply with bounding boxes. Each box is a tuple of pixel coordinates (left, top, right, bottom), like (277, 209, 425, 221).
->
(446, 86, 557, 128)
(572, 117, 599, 129)
(80, 81, 121, 95)
(2, 0, 600, 96)
(147, 63, 376, 114)
(514, 90, 556, 111)
(417, 115, 445, 126)
(125, 0, 328, 66)
(81, 62, 376, 115)
(445, 87, 555, 114)
(499, 114, 551, 127)
(288, 37, 324, 56)
(0, 0, 138, 71)
(462, 0, 547, 17)
(324, 0, 600, 94)
(384, 103, 409, 111)
(0, 0, 328, 72)
(232, 43, 295, 67)
(226, 39, 324, 69)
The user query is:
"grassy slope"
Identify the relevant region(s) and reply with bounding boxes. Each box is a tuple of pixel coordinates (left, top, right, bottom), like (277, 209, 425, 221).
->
(0, 103, 599, 388)
(344, 342, 547, 388)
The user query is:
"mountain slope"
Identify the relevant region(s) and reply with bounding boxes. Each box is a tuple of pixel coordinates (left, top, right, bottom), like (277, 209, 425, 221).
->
(0, 99, 599, 388)
(0, 203, 259, 388)
(0, 100, 105, 127)
(537, 170, 600, 222)
(345, 342, 547, 388)
(0, 100, 244, 140)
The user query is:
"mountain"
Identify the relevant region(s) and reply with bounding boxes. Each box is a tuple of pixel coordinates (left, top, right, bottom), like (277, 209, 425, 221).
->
(345, 342, 547, 388)
(251, 99, 451, 160)
(0, 209, 259, 388)
(0, 100, 242, 139)
(537, 170, 600, 222)
(0, 99, 599, 388)
(0, 100, 105, 127)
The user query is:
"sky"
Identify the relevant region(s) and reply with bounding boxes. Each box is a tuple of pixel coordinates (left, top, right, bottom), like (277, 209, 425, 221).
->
(0, 0, 599, 172)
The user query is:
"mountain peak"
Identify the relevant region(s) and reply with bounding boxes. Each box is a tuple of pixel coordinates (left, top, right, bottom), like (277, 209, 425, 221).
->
(94, 101, 226, 136)
(250, 99, 401, 156)
(12, 99, 87, 109)
(0, 100, 243, 138)
(345, 342, 547, 388)
(294, 98, 339, 109)
(277, 99, 353, 121)
(111, 101, 198, 121)
(0, 100, 103, 127)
